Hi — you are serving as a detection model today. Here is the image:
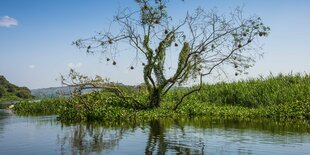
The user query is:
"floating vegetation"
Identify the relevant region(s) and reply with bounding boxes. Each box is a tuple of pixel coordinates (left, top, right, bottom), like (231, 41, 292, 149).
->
(12, 74, 310, 123)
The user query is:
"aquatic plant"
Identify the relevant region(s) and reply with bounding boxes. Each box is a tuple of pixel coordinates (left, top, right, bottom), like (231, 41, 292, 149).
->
(12, 74, 310, 123)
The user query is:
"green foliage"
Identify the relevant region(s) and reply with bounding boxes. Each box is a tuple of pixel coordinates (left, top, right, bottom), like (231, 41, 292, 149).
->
(16, 87, 32, 99)
(182, 73, 310, 107)
(0, 85, 5, 97)
(12, 74, 310, 124)
(57, 91, 148, 122)
(175, 100, 310, 122)
(136, 0, 168, 25)
(7, 84, 16, 93)
(13, 98, 67, 115)
(0, 76, 10, 87)
(267, 100, 310, 120)
(0, 75, 33, 101)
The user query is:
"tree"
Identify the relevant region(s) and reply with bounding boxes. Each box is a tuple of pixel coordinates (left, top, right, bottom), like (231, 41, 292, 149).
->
(0, 85, 5, 98)
(73, 0, 270, 109)
(16, 87, 32, 99)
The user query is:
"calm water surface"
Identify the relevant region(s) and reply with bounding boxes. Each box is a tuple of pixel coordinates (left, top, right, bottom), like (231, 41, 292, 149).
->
(0, 108, 309, 155)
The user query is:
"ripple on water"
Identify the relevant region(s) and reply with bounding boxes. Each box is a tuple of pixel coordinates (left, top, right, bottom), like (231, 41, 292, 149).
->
(0, 111, 310, 155)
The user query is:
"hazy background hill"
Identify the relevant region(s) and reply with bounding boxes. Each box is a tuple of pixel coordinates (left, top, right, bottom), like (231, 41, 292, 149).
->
(31, 83, 142, 99)
(31, 86, 72, 99)
(31, 86, 110, 98)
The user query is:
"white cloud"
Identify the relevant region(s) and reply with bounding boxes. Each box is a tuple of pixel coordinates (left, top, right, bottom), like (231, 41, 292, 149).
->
(28, 65, 36, 69)
(68, 62, 82, 69)
(0, 16, 18, 27)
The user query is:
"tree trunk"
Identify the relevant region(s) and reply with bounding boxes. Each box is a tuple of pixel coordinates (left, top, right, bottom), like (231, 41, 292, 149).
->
(149, 88, 161, 108)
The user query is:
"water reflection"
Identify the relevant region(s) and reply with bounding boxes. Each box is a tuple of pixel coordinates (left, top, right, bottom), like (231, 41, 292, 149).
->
(145, 120, 205, 154)
(57, 118, 309, 154)
(58, 123, 129, 155)
(56, 120, 207, 155)
(0, 109, 309, 155)
(0, 109, 10, 137)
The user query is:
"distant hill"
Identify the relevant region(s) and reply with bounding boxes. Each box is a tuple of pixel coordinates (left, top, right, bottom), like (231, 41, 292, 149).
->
(31, 86, 113, 98)
(31, 86, 72, 98)
(31, 86, 105, 98)
(31, 83, 141, 99)
(0, 75, 33, 102)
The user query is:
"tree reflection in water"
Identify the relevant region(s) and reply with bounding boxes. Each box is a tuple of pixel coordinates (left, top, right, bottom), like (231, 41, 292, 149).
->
(58, 123, 127, 155)
(56, 118, 309, 154)
(145, 120, 205, 155)
(57, 120, 206, 155)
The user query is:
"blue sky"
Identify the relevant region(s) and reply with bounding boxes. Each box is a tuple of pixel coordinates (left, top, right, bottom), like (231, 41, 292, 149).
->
(1, 0, 310, 89)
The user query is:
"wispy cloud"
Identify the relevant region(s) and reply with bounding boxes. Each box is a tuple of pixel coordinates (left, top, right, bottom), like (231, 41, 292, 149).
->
(0, 16, 18, 27)
(68, 62, 82, 69)
(28, 65, 36, 69)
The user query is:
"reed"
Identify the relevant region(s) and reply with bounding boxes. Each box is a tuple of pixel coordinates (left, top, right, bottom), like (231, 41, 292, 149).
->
(13, 74, 310, 123)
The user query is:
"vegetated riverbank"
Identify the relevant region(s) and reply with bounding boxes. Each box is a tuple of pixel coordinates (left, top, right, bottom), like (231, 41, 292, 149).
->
(0, 75, 33, 102)
(12, 74, 310, 123)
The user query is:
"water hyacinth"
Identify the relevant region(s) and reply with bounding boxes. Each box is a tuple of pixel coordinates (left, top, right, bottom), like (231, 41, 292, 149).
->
(12, 73, 310, 123)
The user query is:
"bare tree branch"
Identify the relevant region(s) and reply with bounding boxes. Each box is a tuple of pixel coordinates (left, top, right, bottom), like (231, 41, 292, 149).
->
(72, 1, 270, 109)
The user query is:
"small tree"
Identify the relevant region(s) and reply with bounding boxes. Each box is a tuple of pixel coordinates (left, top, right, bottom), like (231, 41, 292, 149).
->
(60, 69, 143, 109)
(73, 0, 270, 109)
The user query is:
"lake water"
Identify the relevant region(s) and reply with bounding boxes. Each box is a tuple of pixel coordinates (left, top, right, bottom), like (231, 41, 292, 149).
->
(0, 108, 310, 155)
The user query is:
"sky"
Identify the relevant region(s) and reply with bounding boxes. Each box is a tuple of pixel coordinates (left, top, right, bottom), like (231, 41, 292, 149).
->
(1, 0, 310, 89)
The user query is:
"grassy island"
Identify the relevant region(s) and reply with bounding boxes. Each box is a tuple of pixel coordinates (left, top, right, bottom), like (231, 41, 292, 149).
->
(12, 74, 310, 124)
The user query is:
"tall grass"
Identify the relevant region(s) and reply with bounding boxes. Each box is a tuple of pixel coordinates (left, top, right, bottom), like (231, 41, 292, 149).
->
(180, 73, 310, 107)
(12, 74, 310, 122)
